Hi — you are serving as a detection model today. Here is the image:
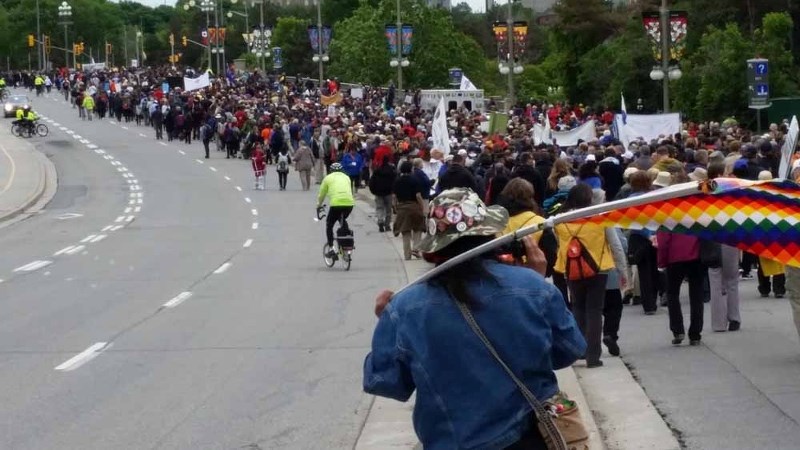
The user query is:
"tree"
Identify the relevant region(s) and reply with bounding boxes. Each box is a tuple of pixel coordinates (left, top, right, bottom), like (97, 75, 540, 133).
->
(327, 4, 390, 86)
(271, 16, 314, 76)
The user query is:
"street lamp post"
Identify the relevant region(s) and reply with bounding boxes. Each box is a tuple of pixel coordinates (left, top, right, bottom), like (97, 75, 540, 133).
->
(185, 0, 215, 72)
(136, 30, 143, 68)
(58, 1, 72, 70)
(496, 0, 523, 109)
(647, 0, 682, 113)
(310, 0, 329, 88)
(36, 0, 42, 71)
(250, 27, 271, 72)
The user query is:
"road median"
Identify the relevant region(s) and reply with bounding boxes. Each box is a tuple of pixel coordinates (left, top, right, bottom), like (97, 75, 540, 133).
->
(0, 126, 57, 226)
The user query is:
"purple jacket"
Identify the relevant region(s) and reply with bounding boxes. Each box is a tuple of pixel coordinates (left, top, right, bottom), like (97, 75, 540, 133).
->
(657, 231, 699, 268)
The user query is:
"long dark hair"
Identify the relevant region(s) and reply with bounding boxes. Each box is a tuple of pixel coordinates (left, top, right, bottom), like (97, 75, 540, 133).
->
(430, 236, 497, 306)
(562, 183, 593, 212)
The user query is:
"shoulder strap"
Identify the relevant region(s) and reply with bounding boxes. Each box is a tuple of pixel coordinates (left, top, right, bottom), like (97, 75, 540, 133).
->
(454, 300, 567, 450)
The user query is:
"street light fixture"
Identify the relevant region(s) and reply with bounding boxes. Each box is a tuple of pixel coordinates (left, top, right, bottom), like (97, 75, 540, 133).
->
(643, 0, 687, 112)
(58, 1, 72, 70)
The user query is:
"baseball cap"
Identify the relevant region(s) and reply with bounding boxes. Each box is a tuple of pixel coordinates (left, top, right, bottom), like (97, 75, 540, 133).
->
(417, 188, 509, 254)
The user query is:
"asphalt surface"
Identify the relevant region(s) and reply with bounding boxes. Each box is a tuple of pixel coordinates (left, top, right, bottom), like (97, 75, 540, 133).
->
(618, 278, 800, 449)
(0, 91, 405, 449)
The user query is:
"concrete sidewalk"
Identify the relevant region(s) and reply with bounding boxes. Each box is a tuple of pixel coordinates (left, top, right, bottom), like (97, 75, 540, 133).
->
(352, 192, 607, 449)
(0, 126, 57, 227)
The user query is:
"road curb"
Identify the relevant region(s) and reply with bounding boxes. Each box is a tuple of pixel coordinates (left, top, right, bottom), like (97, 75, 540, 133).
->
(353, 190, 606, 449)
(0, 140, 57, 227)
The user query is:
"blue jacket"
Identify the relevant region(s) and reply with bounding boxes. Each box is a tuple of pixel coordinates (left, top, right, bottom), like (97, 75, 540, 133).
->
(413, 168, 432, 199)
(363, 260, 586, 450)
(341, 152, 364, 177)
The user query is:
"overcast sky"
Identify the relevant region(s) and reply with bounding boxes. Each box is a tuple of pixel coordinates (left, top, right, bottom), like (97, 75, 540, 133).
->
(128, 0, 487, 13)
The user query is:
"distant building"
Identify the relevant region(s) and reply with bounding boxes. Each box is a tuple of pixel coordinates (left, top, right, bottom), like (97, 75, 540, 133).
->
(429, 0, 452, 8)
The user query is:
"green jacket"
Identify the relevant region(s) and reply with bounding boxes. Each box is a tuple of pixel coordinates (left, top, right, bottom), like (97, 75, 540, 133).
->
(317, 172, 355, 207)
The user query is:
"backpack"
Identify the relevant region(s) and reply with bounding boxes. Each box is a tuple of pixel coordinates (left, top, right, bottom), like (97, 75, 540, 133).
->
(277, 153, 289, 172)
(564, 225, 601, 281)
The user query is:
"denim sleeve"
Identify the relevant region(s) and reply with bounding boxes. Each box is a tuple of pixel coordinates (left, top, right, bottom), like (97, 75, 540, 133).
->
(363, 306, 415, 402)
(546, 288, 587, 370)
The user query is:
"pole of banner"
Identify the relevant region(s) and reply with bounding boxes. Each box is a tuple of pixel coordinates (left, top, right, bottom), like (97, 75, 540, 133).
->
(316, 0, 324, 88)
(392, 180, 712, 297)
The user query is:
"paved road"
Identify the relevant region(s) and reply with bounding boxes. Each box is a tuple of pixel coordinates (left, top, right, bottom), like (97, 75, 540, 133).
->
(0, 91, 403, 449)
(618, 279, 800, 449)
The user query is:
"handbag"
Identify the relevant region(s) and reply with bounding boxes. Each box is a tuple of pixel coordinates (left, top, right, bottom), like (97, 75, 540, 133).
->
(455, 301, 590, 450)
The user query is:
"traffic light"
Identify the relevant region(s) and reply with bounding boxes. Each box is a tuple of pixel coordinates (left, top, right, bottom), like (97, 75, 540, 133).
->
(182, 35, 188, 47)
(44, 35, 51, 54)
(27, 34, 35, 48)
(75, 42, 84, 55)
(105, 43, 112, 55)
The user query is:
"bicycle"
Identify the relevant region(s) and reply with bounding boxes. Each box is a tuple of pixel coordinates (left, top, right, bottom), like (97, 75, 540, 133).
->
(11, 121, 48, 138)
(316, 205, 354, 271)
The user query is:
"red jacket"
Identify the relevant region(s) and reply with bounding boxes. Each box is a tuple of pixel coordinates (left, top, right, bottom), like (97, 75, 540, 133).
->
(372, 145, 393, 168)
(656, 231, 699, 268)
(251, 148, 266, 173)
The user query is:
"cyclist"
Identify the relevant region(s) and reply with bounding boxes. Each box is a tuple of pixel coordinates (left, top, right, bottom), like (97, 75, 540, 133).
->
(0, 77, 6, 98)
(317, 162, 355, 258)
(18, 106, 38, 135)
(34, 74, 44, 96)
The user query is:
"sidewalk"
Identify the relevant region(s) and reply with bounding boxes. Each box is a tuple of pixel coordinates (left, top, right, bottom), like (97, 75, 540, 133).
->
(352, 192, 609, 449)
(0, 126, 57, 227)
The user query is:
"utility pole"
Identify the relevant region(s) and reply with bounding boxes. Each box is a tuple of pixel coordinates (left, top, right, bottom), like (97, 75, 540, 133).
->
(36, 0, 42, 71)
(505, 0, 514, 108)
(395, 0, 402, 91)
(259, 0, 266, 73)
(316, 0, 323, 87)
(660, 0, 670, 113)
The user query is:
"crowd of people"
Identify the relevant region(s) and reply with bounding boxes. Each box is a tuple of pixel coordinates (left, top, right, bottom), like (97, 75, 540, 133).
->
(5, 64, 800, 449)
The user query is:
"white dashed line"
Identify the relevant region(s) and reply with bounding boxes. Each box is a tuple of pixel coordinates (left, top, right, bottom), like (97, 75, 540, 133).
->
(110, 120, 117, 125)
(89, 235, 107, 243)
(224, 176, 231, 181)
(213, 262, 232, 274)
(235, 186, 242, 192)
(54, 245, 78, 256)
(65, 129, 74, 134)
(195, 159, 204, 164)
(54, 342, 108, 372)
(251, 209, 258, 216)
(125, 216, 135, 222)
(73, 135, 82, 140)
(96, 149, 106, 154)
(110, 225, 123, 231)
(64, 245, 86, 255)
(14, 260, 53, 272)
(80, 139, 90, 144)
(209, 166, 217, 172)
(53, 122, 60, 127)
(87, 144, 97, 149)
(163, 292, 193, 308)
(102, 225, 114, 231)
(134, 206, 141, 212)
(159, 142, 167, 146)
(251, 222, 259, 230)
(124, 207, 132, 214)
(115, 216, 125, 223)
(243, 239, 253, 248)
(81, 235, 98, 243)
(178, 150, 186, 155)
(139, 133, 146, 137)
(244, 197, 251, 203)
(137, 199, 143, 204)
(121, 126, 129, 130)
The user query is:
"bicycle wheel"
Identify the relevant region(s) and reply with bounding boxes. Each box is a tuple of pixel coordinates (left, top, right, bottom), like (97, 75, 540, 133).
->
(322, 243, 336, 268)
(10, 123, 20, 137)
(36, 123, 49, 137)
(342, 250, 351, 271)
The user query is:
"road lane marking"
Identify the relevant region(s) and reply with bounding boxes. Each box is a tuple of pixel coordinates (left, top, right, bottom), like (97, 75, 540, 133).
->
(102, 225, 114, 231)
(125, 216, 135, 222)
(251, 209, 258, 216)
(60, 126, 68, 131)
(159, 142, 167, 146)
(178, 150, 186, 155)
(54, 245, 77, 256)
(195, 159, 204, 164)
(209, 166, 217, 172)
(96, 149, 106, 154)
(110, 120, 117, 124)
(139, 133, 146, 137)
(115, 216, 125, 223)
(110, 225, 123, 231)
(164, 292, 193, 308)
(124, 207, 132, 214)
(81, 235, 98, 243)
(73, 135, 82, 140)
(251, 222, 259, 230)
(80, 139, 90, 144)
(0, 142, 17, 195)
(65, 129, 74, 134)
(235, 186, 242, 191)
(121, 126, 129, 130)
(90, 235, 107, 243)
(53, 122, 60, 127)
(134, 206, 141, 212)
(224, 176, 231, 181)
(14, 260, 53, 272)
(137, 199, 143, 204)
(213, 262, 232, 274)
(244, 197, 251, 203)
(54, 342, 108, 372)
(65, 245, 86, 255)
(243, 239, 253, 248)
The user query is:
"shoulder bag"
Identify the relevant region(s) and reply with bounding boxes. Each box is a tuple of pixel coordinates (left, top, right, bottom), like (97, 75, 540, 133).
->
(456, 301, 590, 450)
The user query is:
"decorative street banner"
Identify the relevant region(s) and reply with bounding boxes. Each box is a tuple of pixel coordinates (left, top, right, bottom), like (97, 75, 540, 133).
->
(512, 21, 528, 53)
(208, 28, 217, 46)
(183, 72, 210, 91)
(669, 11, 688, 62)
(642, 12, 662, 62)
(400, 24, 413, 56)
(385, 25, 398, 56)
(322, 26, 332, 54)
(307, 25, 320, 54)
(272, 47, 283, 69)
(201, 29, 209, 46)
(779, 116, 799, 178)
(492, 22, 508, 44)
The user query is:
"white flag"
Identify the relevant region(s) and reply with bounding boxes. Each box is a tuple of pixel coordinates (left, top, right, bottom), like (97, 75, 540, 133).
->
(432, 97, 451, 156)
(779, 116, 799, 178)
(620, 92, 628, 125)
(184, 72, 211, 91)
(542, 109, 551, 144)
(460, 75, 478, 91)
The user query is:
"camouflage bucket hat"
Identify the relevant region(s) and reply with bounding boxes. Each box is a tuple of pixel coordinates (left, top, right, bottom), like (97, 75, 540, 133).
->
(417, 188, 509, 254)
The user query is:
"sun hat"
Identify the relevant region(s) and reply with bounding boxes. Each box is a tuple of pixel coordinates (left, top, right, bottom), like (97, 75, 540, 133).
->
(688, 167, 708, 182)
(417, 188, 509, 254)
(623, 167, 639, 181)
(652, 171, 673, 188)
(758, 170, 773, 181)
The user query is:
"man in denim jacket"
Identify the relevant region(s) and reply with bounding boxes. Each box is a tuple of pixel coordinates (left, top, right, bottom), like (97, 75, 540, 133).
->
(363, 188, 586, 449)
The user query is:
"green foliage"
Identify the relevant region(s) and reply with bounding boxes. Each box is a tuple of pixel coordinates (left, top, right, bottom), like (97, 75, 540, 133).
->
(271, 16, 314, 76)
